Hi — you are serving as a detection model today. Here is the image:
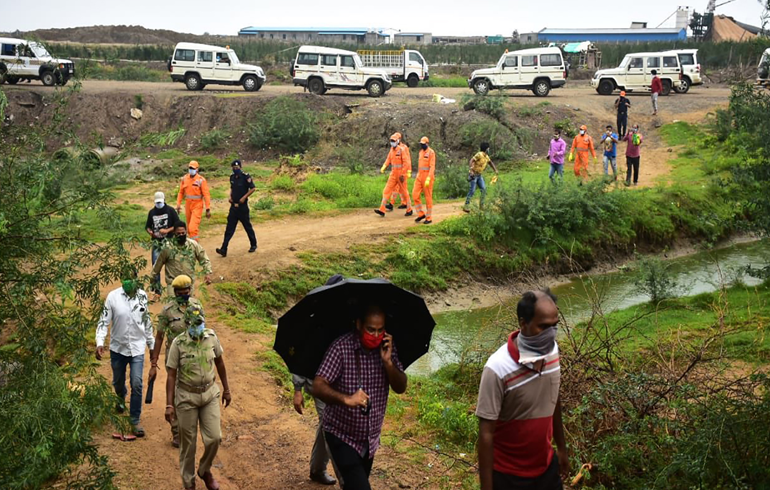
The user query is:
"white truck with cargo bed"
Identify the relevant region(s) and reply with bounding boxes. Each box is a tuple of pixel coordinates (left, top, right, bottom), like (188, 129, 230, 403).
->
(357, 49, 428, 87)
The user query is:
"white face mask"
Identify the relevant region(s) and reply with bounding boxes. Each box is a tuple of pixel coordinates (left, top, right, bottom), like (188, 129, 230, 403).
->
(155, 202, 164, 209)
(189, 169, 197, 176)
(579, 130, 586, 135)
(390, 141, 398, 148)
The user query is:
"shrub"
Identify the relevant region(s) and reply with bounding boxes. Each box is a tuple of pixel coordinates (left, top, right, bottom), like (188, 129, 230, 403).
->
(270, 175, 295, 191)
(254, 196, 274, 210)
(460, 93, 507, 120)
(248, 96, 319, 153)
(632, 255, 680, 303)
(200, 129, 229, 150)
(458, 120, 515, 161)
(140, 127, 186, 147)
(134, 94, 143, 110)
(553, 118, 578, 138)
(438, 162, 471, 199)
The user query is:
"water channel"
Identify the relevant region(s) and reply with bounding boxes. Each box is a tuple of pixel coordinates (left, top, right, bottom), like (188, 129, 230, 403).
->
(407, 239, 770, 376)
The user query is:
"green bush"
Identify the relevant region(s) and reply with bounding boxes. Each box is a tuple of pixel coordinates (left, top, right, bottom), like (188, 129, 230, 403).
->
(140, 127, 186, 147)
(269, 175, 295, 191)
(200, 129, 229, 150)
(459, 120, 514, 161)
(254, 196, 274, 210)
(632, 255, 680, 303)
(553, 118, 578, 138)
(248, 96, 319, 153)
(460, 93, 507, 120)
(438, 162, 471, 199)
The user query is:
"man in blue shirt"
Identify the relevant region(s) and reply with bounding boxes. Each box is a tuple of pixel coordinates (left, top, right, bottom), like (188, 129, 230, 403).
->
(601, 125, 620, 181)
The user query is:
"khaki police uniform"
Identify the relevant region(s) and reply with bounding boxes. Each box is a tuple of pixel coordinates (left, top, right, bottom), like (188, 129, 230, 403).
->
(151, 239, 212, 294)
(167, 328, 223, 489)
(158, 298, 204, 440)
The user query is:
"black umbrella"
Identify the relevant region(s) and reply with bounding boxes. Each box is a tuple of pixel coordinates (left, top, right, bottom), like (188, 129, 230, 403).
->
(274, 278, 436, 379)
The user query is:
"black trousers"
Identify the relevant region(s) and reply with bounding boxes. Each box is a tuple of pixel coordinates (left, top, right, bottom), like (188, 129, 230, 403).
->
(626, 156, 640, 184)
(221, 203, 257, 250)
(325, 431, 373, 490)
(492, 454, 563, 490)
(617, 113, 628, 138)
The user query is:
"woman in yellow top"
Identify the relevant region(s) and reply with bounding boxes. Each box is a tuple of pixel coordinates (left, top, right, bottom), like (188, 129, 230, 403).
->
(464, 142, 499, 213)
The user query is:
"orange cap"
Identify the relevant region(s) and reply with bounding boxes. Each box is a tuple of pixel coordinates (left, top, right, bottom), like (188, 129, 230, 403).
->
(390, 132, 402, 141)
(580, 125, 588, 131)
(420, 136, 429, 144)
(620, 91, 626, 96)
(188, 161, 200, 169)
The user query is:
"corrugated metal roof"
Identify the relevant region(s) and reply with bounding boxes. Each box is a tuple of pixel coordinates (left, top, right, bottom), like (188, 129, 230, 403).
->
(240, 27, 386, 34)
(540, 28, 684, 34)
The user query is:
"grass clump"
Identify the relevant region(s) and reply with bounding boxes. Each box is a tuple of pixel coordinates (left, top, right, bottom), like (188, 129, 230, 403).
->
(460, 93, 507, 120)
(459, 120, 514, 161)
(200, 128, 229, 150)
(269, 175, 295, 192)
(140, 127, 186, 147)
(248, 96, 319, 153)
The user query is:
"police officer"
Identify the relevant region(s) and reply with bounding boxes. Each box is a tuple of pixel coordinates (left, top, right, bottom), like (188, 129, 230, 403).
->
(166, 319, 231, 490)
(216, 159, 257, 258)
(148, 274, 203, 448)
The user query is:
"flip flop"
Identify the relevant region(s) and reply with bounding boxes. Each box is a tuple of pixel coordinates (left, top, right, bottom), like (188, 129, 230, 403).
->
(112, 433, 137, 442)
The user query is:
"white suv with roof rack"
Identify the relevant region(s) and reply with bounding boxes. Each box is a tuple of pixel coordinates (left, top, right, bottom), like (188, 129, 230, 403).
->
(671, 49, 702, 93)
(467, 46, 568, 97)
(591, 51, 684, 96)
(0, 37, 74, 86)
(291, 45, 392, 97)
(168, 42, 265, 91)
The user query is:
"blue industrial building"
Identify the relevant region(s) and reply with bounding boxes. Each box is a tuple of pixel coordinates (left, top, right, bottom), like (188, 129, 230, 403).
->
(238, 27, 389, 45)
(538, 28, 687, 43)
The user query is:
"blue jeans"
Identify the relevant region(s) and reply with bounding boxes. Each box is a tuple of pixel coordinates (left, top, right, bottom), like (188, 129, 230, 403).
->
(465, 174, 487, 207)
(110, 351, 144, 426)
(549, 163, 564, 181)
(603, 155, 618, 176)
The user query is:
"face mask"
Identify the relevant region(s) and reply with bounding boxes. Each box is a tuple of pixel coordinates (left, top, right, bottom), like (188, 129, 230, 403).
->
(233, 168, 241, 175)
(420, 143, 428, 151)
(155, 202, 164, 209)
(176, 235, 187, 246)
(189, 169, 197, 176)
(122, 279, 138, 297)
(579, 130, 586, 135)
(361, 330, 384, 350)
(390, 141, 398, 148)
(188, 322, 205, 339)
(518, 326, 558, 356)
(553, 135, 559, 140)
(175, 294, 190, 304)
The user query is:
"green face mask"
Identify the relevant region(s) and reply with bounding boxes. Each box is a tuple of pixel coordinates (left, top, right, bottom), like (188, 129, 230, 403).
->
(122, 279, 138, 297)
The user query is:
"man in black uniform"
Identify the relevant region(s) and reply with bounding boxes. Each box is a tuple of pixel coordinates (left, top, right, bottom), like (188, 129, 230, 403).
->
(216, 160, 257, 257)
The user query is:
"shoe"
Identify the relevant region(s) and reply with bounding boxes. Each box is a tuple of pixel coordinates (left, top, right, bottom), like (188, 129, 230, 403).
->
(198, 471, 220, 490)
(624, 181, 630, 187)
(310, 471, 337, 485)
(172, 435, 180, 448)
(215, 248, 227, 257)
(116, 402, 125, 414)
(423, 219, 433, 225)
(404, 210, 413, 217)
(248, 246, 257, 253)
(133, 426, 145, 438)
(633, 182, 638, 186)
(462, 206, 470, 213)
(184, 484, 196, 490)
(374, 209, 385, 217)
(385, 203, 394, 211)
(415, 215, 425, 222)
(398, 204, 407, 209)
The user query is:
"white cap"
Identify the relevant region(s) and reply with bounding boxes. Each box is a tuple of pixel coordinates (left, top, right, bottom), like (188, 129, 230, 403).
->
(154, 191, 165, 203)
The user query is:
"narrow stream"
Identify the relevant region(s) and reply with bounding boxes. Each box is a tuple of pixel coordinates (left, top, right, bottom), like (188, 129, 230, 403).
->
(408, 239, 770, 376)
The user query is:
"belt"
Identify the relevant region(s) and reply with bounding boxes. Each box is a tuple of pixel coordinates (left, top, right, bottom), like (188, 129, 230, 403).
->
(419, 167, 431, 171)
(178, 380, 213, 393)
(576, 148, 591, 152)
(185, 195, 202, 200)
(392, 164, 403, 169)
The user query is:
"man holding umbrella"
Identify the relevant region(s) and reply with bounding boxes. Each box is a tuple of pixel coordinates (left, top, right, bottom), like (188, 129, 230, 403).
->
(313, 304, 407, 490)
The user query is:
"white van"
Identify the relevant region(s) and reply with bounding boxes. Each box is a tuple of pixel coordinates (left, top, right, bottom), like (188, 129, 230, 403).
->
(0, 37, 74, 86)
(291, 46, 392, 97)
(168, 42, 265, 91)
(591, 51, 683, 96)
(357, 49, 428, 87)
(467, 47, 567, 97)
(671, 49, 702, 93)
(758, 48, 770, 86)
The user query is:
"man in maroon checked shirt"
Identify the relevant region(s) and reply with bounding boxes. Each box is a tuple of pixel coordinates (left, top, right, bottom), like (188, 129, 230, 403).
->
(313, 304, 408, 490)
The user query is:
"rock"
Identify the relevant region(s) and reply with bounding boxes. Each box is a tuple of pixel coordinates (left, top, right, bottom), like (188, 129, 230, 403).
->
(18, 101, 36, 108)
(237, 434, 255, 441)
(667, 148, 673, 152)
(130, 108, 143, 120)
(108, 137, 124, 147)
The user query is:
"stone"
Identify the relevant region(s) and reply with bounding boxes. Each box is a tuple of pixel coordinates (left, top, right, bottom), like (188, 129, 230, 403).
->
(130, 108, 143, 120)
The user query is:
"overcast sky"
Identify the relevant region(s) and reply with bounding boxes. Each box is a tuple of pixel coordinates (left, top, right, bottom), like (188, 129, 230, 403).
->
(1, 0, 766, 37)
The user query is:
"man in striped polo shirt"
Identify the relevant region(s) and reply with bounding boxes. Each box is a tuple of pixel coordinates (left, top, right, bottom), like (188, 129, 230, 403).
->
(476, 290, 569, 490)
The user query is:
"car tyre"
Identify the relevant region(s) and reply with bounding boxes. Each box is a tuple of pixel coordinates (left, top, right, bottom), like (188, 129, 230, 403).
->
(185, 73, 202, 91)
(407, 75, 419, 88)
(472, 78, 490, 96)
(661, 79, 672, 96)
(7, 76, 19, 85)
(41, 71, 56, 86)
(533, 79, 551, 97)
(0, 66, 6, 84)
(366, 79, 384, 97)
(674, 77, 690, 94)
(308, 77, 325, 95)
(597, 79, 614, 95)
(243, 75, 259, 92)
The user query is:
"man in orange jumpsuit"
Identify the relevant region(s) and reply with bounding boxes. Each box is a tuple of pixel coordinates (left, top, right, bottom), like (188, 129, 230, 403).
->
(375, 133, 412, 217)
(569, 125, 597, 182)
(412, 136, 436, 225)
(389, 143, 412, 211)
(176, 161, 211, 241)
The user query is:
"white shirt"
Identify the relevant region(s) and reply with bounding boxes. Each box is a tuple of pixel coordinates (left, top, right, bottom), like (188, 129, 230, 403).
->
(96, 287, 155, 357)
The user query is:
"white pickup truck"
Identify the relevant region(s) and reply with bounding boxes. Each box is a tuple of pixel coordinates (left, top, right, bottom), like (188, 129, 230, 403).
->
(357, 49, 428, 87)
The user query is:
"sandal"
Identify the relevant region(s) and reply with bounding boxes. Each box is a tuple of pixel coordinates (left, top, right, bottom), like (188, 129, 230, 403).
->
(112, 433, 137, 442)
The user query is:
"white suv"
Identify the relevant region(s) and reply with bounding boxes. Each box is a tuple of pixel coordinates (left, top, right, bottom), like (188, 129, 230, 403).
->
(591, 51, 683, 96)
(168, 42, 265, 91)
(467, 47, 568, 97)
(0, 37, 74, 86)
(291, 46, 392, 97)
(672, 49, 702, 93)
(757, 48, 769, 86)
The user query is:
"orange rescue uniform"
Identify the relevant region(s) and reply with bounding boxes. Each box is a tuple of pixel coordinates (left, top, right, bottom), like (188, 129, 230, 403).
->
(570, 134, 597, 180)
(177, 173, 211, 240)
(379, 143, 412, 213)
(390, 145, 412, 208)
(412, 147, 436, 220)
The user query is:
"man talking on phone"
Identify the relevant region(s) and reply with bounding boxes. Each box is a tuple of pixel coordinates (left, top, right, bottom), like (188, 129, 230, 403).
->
(313, 304, 408, 490)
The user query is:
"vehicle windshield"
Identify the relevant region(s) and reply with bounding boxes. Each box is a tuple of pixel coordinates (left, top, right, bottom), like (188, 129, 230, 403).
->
(497, 53, 507, 67)
(228, 51, 240, 64)
(30, 42, 51, 58)
(353, 54, 363, 68)
(619, 56, 630, 68)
